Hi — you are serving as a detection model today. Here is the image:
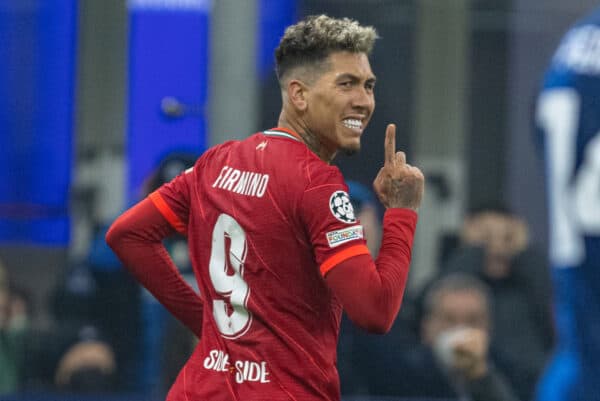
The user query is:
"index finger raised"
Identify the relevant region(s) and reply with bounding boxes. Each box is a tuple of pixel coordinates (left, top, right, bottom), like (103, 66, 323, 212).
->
(384, 123, 396, 166)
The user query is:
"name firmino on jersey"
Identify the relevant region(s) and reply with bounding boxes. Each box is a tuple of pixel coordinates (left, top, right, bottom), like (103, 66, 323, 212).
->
(212, 166, 269, 197)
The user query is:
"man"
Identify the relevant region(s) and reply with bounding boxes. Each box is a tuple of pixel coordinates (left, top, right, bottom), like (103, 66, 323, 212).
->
(355, 273, 519, 401)
(107, 15, 424, 401)
(534, 6, 600, 401)
(444, 205, 553, 400)
(419, 273, 519, 401)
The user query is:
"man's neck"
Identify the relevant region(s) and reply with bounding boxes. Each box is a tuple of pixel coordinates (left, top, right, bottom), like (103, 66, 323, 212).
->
(277, 112, 336, 163)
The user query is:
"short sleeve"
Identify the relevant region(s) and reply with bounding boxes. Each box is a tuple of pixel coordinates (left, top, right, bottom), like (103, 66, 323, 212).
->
(299, 167, 370, 276)
(148, 166, 195, 235)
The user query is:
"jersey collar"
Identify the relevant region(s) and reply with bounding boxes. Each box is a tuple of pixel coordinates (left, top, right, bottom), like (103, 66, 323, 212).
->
(263, 127, 302, 142)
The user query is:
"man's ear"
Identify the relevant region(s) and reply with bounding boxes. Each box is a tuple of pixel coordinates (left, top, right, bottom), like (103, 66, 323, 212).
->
(287, 79, 308, 111)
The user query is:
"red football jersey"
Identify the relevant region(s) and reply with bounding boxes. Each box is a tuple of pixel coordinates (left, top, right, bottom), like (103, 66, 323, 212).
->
(151, 128, 370, 401)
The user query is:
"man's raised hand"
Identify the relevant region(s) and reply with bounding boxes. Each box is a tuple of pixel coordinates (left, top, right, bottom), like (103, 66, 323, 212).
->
(373, 124, 424, 210)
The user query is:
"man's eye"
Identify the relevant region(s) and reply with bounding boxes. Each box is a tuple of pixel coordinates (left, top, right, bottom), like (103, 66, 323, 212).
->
(340, 81, 353, 88)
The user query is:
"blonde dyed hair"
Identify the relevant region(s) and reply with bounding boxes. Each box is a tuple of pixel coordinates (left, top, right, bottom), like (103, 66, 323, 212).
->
(275, 15, 378, 85)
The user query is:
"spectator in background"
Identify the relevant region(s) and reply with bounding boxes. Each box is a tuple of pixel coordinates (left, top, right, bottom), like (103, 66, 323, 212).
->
(49, 254, 139, 393)
(443, 205, 554, 400)
(534, 6, 600, 401)
(359, 272, 519, 401)
(54, 326, 117, 394)
(0, 262, 29, 395)
(7, 287, 31, 335)
(0, 264, 17, 395)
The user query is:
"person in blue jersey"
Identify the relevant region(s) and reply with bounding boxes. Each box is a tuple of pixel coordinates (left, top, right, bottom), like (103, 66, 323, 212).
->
(535, 6, 600, 401)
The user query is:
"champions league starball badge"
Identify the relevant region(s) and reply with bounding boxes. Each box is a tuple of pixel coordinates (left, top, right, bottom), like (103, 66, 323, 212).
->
(329, 191, 356, 223)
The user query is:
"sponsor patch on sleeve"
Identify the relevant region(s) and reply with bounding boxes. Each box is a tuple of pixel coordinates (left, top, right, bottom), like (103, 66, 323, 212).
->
(326, 225, 364, 248)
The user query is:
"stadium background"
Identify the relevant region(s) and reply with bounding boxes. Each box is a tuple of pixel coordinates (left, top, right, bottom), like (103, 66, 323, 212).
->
(0, 0, 597, 400)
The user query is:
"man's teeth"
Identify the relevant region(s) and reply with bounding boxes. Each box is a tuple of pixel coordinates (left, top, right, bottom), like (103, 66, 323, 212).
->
(342, 119, 362, 129)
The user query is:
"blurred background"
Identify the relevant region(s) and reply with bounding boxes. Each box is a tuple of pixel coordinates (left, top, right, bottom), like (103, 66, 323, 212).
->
(0, 0, 597, 400)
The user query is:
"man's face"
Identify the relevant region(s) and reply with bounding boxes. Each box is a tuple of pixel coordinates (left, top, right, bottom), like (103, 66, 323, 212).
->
(303, 51, 376, 155)
(422, 290, 490, 345)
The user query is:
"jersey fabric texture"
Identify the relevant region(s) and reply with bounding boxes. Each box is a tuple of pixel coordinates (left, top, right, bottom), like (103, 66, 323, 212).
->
(151, 128, 371, 401)
(535, 7, 600, 401)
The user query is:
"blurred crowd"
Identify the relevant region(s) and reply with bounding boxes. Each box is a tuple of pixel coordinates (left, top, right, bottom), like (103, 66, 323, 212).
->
(0, 157, 554, 400)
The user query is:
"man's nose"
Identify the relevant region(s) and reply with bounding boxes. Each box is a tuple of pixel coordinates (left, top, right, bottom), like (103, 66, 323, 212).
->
(353, 87, 374, 110)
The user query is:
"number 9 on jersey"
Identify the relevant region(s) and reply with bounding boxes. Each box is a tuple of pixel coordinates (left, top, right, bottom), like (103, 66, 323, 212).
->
(209, 214, 252, 339)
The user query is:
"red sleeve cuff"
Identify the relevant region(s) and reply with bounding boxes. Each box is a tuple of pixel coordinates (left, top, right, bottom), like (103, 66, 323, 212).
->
(149, 191, 187, 235)
(384, 208, 418, 229)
